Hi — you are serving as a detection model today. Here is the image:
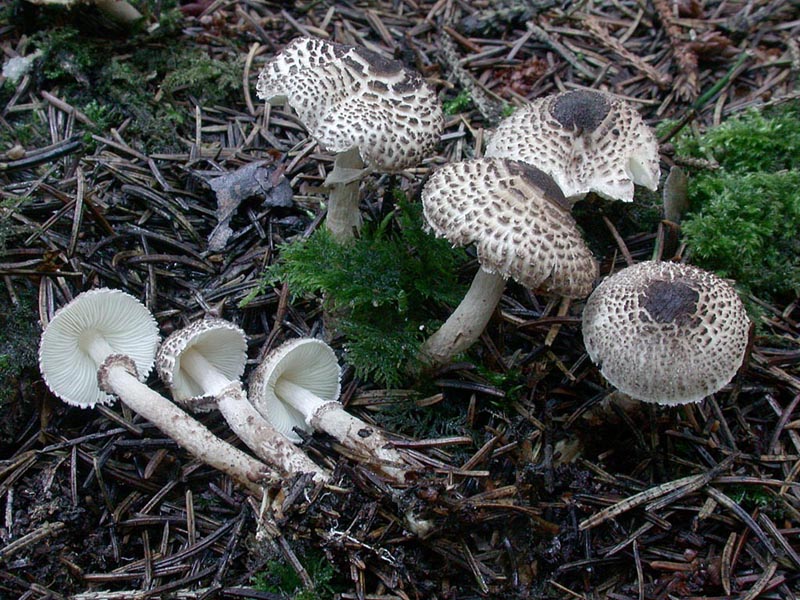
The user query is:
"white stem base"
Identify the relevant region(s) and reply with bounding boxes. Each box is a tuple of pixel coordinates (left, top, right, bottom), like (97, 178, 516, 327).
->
(102, 361, 267, 494)
(216, 383, 329, 482)
(419, 268, 507, 366)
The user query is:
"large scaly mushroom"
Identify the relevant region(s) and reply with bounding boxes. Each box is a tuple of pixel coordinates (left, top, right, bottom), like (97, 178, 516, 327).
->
(419, 158, 598, 366)
(486, 89, 660, 204)
(256, 36, 443, 241)
(582, 261, 751, 404)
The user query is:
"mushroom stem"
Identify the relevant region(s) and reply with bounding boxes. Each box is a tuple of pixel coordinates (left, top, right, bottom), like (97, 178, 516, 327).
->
(419, 267, 507, 366)
(216, 383, 330, 482)
(326, 147, 365, 242)
(275, 379, 409, 482)
(80, 332, 115, 365)
(99, 357, 267, 495)
(93, 0, 143, 24)
(180, 348, 233, 396)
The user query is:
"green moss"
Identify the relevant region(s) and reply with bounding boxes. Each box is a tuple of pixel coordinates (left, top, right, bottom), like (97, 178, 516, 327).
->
(28, 23, 244, 153)
(252, 197, 467, 386)
(251, 550, 340, 600)
(443, 89, 473, 115)
(0, 289, 39, 407)
(673, 103, 800, 302)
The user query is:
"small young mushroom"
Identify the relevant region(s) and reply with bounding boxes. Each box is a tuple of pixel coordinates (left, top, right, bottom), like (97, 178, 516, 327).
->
(38, 289, 268, 494)
(249, 338, 411, 483)
(156, 318, 329, 482)
(419, 157, 599, 366)
(256, 36, 443, 241)
(582, 261, 751, 405)
(485, 89, 660, 204)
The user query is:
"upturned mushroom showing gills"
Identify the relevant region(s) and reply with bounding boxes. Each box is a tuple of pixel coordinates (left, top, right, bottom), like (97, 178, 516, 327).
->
(256, 36, 443, 242)
(419, 157, 599, 366)
(250, 338, 411, 483)
(582, 261, 751, 405)
(38, 289, 268, 494)
(485, 89, 660, 204)
(156, 319, 328, 482)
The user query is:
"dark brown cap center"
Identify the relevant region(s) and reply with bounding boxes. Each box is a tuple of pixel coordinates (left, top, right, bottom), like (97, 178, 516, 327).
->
(550, 90, 610, 133)
(639, 280, 699, 325)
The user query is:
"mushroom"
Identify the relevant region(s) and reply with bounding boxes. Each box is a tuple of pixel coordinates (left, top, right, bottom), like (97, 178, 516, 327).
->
(419, 157, 599, 366)
(156, 318, 329, 482)
(256, 36, 443, 241)
(582, 261, 751, 405)
(38, 289, 268, 493)
(249, 338, 412, 483)
(485, 89, 660, 204)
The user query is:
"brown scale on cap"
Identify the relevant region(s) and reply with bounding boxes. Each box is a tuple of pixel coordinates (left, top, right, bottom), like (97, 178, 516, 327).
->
(422, 157, 598, 298)
(485, 89, 660, 203)
(582, 261, 751, 405)
(256, 36, 443, 172)
(550, 90, 611, 132)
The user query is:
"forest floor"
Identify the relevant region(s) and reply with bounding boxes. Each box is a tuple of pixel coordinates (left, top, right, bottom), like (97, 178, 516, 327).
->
(1, 1, 799, 598)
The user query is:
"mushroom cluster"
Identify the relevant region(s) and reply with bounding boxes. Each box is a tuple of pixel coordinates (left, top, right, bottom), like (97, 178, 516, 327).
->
(256, 36, 443, 241)
(39, 288, 414, 492)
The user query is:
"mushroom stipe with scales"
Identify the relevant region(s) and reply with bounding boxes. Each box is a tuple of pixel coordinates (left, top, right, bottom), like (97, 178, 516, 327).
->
(582, 261, 751, 405)
(156, 318, 329, 482)
(419, 157, 599, 366)
(38, 289, 268, 494)
(256, 36, 443, 242)
(249, 338, 413, 483)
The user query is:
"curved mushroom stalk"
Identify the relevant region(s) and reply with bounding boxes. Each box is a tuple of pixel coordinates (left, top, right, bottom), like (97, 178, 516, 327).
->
(418, 158, 598, 366)
(157, 319, 329, 483)
(38, 289, 269, 495)
(256, 36, 443, 243)
(250, 338, 412, 483)
(419, 268, 507, 366)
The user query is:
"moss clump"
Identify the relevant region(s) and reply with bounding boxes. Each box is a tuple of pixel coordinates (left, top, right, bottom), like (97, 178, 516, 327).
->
(28, 22, 243, 153)
(0, 290, 39, 407)
(257, 197, 467, 386)
(251, 550, 341, 600)
(674, 103, 800, 302)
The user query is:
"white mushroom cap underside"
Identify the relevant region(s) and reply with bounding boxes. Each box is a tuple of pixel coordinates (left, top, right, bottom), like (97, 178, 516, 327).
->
(582, 261, 750, 405)
(38, 288, 159, 408)
(485, 89, 660, 202)
(422, 158, 598, 298)
(249, 338, 341, 442)
(256, 36, 443, 172)
(156, 318, 246, 408)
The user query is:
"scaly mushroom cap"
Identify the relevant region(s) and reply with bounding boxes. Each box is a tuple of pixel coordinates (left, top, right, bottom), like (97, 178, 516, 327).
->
(422, 157, 598, 298)
(582, 261, 750, 405)
(485, 89, 660, 202)
(38, 288, 159, 408)
(249, 338, 341, 443)
(156, 318, 247, 410)
(256, 36, 443, 172)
